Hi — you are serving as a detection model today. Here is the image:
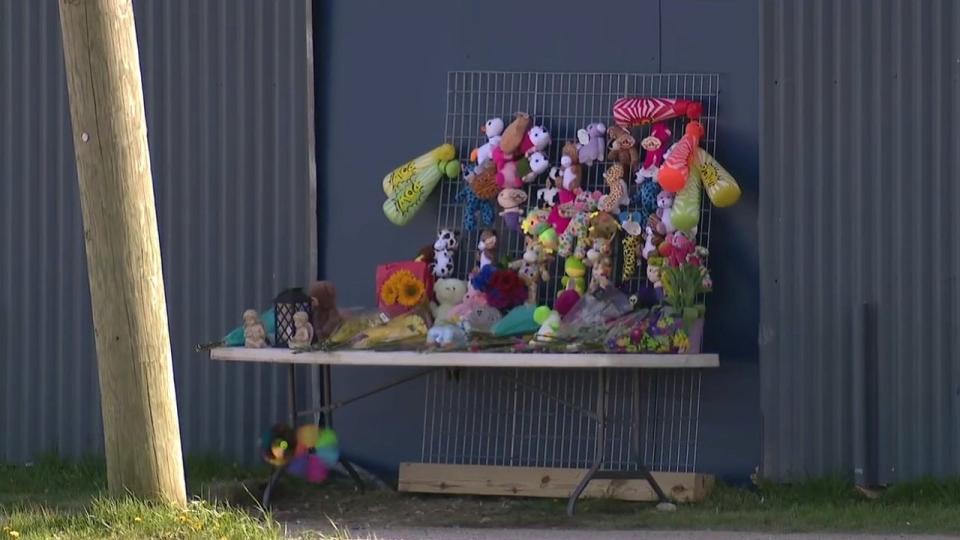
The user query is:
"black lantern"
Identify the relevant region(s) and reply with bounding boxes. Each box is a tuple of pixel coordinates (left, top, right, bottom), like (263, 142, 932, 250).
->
(274, 288, 312, 348)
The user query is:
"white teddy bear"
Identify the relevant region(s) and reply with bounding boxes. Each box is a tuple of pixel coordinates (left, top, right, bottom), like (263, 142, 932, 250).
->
(430, 278, 467, 323)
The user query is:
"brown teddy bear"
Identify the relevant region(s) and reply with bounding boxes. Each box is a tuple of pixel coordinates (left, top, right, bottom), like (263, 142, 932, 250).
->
(308, 281, 343, 340)
(606, 125, 640, 174)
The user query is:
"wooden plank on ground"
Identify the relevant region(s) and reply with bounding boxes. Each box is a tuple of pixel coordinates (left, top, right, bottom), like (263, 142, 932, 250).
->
(209, 347, 720, 369)
(398, 463, 714, 503)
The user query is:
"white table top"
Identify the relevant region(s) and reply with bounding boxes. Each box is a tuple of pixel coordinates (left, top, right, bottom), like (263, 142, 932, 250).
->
(209, 347, 719, 369)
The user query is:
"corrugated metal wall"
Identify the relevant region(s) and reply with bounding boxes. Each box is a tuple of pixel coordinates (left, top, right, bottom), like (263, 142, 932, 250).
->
(759, 0, 960, 482)
(0, 0, 313, 463)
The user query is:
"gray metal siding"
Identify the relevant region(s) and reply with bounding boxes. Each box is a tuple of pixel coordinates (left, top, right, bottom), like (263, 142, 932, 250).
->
(0, 0, 313, 463)
(759, 0, 960, 482)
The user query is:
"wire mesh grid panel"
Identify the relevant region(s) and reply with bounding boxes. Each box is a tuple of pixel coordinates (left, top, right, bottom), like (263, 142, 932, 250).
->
(437, 71, 720, 305)
(421, 368, 704, 472)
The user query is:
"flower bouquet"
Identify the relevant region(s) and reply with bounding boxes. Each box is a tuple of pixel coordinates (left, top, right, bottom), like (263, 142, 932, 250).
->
(377, 261, 432, 317)
(470, 265, 528, 311)
(658, 253, 712, 353)
(604, 308, 694, 353)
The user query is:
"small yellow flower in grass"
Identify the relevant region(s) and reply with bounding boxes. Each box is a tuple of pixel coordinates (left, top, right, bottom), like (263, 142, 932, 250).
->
(8, 531, 20, 539)
(134, 516, 143, 523)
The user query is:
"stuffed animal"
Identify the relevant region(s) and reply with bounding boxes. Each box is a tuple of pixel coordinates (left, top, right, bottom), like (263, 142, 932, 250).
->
(598, 163, 629, 214)
(606, 126, 640, 174)
(530, 305, 561, 346)
(637, 123, 672, 183)
(288, 311, 314, 350)
(536, 176, 560, 209)
(308, 281, 343, 340)
(659, 121, 705, 193)
(460, 304, 503, 333)
(585, 213, 619, 293)
(520, 125, 552, 157)
(546, 186, 575, 234)
(655, 190, 676, 234)
(642, 224, 664, 260)
(476, 229, 497, 270)
(446, 283, 488, 323)
(560, 257, 587, 295)
(427, 324, 468, 348)
(243, 309, 267, 348)
(557, 141, 583, 190)
(430, 278, 468, 323)
(499, 112, 532, 155)
(558, 211, 591, 259)
(612, 97, 703, 127)
(457, 164, 496, 232)
(520, 152, 551, 183)
(631, 177, 662, 225)
(509, 236, 552, 304)
(576, 122, 607, 166)
(432, 229, 459, 278)
(497, 188, 528, 231)
(472, 117, 505, 166)
(646, 256, 666, 300)
(620, 218, 643, 280)
(660, 231, 696, 267)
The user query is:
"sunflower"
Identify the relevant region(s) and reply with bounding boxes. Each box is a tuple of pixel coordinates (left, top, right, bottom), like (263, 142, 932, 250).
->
(380, 281, 399, 305)
(396, 274, 426, 307)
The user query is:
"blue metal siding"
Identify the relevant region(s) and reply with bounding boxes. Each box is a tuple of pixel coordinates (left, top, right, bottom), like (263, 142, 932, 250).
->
(0, 0, 313, 464)
(760, 0, 960, 482)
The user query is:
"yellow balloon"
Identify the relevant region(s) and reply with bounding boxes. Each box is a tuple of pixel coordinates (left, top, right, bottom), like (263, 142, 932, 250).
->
(695, 149, 741, 208)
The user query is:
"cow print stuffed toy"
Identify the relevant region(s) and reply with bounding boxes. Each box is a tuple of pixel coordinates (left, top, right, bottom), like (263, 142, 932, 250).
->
(431, 229, 459, 278)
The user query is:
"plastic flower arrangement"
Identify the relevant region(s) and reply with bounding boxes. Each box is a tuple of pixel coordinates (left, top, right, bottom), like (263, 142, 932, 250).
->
(660, 249, 712, 322)
(470, 264, 527, 311)
(604, 309, 692, 353)
(380, 269, 426, 308)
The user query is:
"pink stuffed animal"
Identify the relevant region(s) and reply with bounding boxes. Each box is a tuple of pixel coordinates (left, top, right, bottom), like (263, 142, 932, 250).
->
(446, 283, 488, 322)
(637, 123, 672, 183)
(660, 231, 696, 267)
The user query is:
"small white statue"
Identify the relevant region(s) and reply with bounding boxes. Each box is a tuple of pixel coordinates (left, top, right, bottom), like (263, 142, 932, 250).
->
(288, 311, 314, 350)
(243, 309, 267, 348)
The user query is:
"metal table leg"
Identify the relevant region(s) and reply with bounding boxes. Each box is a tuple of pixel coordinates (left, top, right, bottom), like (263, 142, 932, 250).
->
(567, 368, 610, 516)
(261, 465, 285, 508)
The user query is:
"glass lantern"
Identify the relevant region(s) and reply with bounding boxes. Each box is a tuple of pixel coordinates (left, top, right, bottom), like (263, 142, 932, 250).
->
(273, 288, 312, 348)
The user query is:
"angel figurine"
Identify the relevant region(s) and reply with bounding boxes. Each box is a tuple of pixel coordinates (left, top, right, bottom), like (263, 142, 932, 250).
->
(288, 311, 314, 350)
(243, 309, 267, 348)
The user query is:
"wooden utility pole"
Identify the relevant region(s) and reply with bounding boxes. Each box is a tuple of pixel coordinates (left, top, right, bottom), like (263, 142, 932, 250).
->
(58, 0, 186, 505)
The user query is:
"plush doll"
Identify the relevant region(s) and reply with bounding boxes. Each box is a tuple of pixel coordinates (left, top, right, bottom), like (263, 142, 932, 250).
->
(655, 190, 676, 235)
(430, 278, 468, 323)
(558, 211, 591, 259)
(536, 176, 560, 208)
(660, 231, 696, 267)
(509, 236, 553, 304)
(659, 121, 705, 193)
(520, 125, 552, 157)
(606, 126, 640, 174)
(530, 305, 561, 346)
(520, 152, 551, 183)
(620, 218, 643, 280)
(308, 281, 343, 340)
(457, 165, 496, 232)
(497, 188, 528, 231)
(557, 141, 583, 191)
(555, 288, 580, 317)
(476, 229, 497, 270)
(560, 257, 587, 296)
(431, 229, 459, 278)
(598, 163, 629, 214)
(642, 224, 664, 260)
(446, 283, 487, 323)
(243, 309, 267, 348)
(472, 117, 505, 166)
(499, 112, 532, 155)
(645, 256, 666, 300)
(637, 123, 672, 183)
(612, 97, 703, 128)
(460, 304, 503, 333)
(546, 186, 575, 235)
(426, 324, 468, 348)
(585, 213, 619, 294)
(576, 122, 607, 167)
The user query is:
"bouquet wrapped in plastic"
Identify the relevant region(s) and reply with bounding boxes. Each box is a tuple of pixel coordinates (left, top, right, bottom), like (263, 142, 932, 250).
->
(603, 308, 698, 354)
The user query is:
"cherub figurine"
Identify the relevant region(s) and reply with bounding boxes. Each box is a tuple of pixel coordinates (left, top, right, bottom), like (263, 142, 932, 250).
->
(243, 309, 267, 348)
(288, 311, 314, 350)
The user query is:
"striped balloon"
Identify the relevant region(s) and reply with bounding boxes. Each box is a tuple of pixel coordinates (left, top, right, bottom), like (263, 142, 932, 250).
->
(612, 97, 702, 128)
